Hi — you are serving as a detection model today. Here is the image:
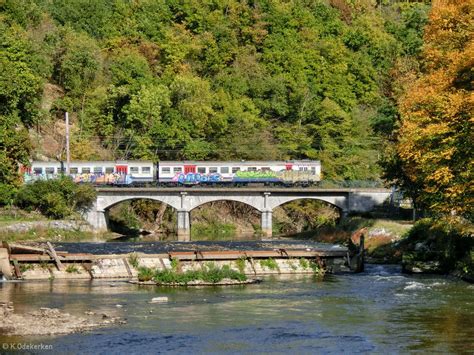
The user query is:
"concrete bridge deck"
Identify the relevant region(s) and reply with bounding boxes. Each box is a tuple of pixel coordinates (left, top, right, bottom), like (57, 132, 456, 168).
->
(85, 187, 392, 240)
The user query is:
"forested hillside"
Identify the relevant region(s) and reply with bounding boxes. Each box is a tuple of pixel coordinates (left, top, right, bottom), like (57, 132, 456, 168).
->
(1, 0, 430, 190)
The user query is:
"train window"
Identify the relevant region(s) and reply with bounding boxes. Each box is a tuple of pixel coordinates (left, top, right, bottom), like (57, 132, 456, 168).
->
(299, 167, 308, 171)
(261, 167, 271, 171)
(162, 167, 170, 174)
(93, 167, 103, 174)
(45, 167, 55, 174)
(220, 167, 229, 174)
(173, 167, 182, 173)
(197, 167, 206, 174)
(33, 167, 43, 174)
(82, 168, 91, 174)
(130, 167, 139, 174)
(209, 167, 218, 173)
(232, 167, 240, 173)
(141, 167, 151, 174)
(248, 167, 257, 172)
(70, 167, 78, 174)
(105, 167, 114, 174)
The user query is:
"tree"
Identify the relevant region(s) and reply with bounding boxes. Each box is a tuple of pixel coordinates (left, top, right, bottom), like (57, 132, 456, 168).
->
(394, 0, 473, 218)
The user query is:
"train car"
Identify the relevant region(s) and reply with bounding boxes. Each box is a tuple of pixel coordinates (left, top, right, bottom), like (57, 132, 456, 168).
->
(25, 160, 155, 185)
(157, 160, 321, 186)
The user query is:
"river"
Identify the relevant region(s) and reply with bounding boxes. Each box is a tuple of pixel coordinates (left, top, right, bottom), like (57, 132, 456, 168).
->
(1, 264, 472, 353)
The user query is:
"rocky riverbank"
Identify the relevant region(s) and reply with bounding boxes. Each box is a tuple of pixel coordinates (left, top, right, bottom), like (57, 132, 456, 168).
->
(1, 220, 92, 234)
(0, 302, 126, 336)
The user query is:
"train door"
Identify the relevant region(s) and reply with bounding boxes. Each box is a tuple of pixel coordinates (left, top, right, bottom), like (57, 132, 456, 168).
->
(116, 165, 128, 174)
(184, 165, 196, 174)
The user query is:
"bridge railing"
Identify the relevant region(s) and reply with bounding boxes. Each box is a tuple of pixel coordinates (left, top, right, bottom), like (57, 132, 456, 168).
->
(318, 180, 387, 188)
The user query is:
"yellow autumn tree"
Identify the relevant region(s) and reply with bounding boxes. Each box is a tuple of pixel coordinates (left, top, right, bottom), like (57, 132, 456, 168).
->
(396, 0, 473, 218)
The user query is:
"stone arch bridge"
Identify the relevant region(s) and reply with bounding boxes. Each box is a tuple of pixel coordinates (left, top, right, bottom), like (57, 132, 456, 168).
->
(85, 187, 392, 241)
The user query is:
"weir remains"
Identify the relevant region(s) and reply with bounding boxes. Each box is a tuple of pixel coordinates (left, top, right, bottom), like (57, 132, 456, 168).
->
(0, 241, 364, 281)
(85, 187, 393, 240)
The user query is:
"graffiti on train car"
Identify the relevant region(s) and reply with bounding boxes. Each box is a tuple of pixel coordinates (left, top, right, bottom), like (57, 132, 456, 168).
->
(23, 173, 132, 184)
(235, 171, 277, 179)
(172, 173, 222, 184)
(171, 169, 320, 184)
(277, 170, 320, 182)
(72, 173, 130, 184)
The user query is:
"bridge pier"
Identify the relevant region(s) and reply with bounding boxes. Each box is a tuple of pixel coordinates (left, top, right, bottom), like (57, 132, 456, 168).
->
(85, 209, 108, 232)
(261, 209, 273, 238)
(177, 210, 191, 242)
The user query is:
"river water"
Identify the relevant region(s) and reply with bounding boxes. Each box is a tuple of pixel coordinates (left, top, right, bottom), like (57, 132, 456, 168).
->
(1, 264, 473, 353)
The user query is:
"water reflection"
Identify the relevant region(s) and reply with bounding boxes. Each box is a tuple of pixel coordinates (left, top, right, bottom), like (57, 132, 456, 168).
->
(0, 265, 472, 353)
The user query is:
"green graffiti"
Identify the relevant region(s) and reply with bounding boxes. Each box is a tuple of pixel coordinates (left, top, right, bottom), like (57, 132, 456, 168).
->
(235, 170, 277, 178)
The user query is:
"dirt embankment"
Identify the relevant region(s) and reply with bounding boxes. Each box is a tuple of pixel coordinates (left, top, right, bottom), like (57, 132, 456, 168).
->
(0, 302, 126, 336)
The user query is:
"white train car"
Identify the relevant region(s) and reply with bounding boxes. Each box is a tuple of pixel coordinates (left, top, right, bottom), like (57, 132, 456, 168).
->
(26, 160, 155, 184)
(157, 160, 321, 185)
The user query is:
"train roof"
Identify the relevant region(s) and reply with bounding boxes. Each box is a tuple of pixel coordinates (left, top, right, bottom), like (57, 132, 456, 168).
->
(30, 160, 320, 165)
(30, 160, 154, 165)
(158, 160, 321, 165)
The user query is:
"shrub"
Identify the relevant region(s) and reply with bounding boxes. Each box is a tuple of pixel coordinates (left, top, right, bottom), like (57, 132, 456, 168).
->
(14, 177, 95, 218)
(400, 217, 474, 274)
(138, 266, 155, 281)
(299, 258, 309, 270)
(235, 256, 246, 274)
(260, 258, 279, 271)
(128, 252, 139, 268)
(152, 263, 247, 285)
(0, 183, 16, 206)
(65, 264, 80, 273)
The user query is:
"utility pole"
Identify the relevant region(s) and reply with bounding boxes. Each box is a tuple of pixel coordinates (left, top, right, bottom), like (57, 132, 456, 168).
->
(65, 111, 70, 174)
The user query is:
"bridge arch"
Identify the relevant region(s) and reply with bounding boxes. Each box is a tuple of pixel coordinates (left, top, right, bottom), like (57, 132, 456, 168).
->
(97, 195, 181, 212)
(267, 196, 347, 213)
(185, 196, 264, 212)
(96, 197, 179, 236)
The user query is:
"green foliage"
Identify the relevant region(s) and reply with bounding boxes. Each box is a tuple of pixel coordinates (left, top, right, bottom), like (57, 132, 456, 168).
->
(399, 217, 474, 275)
(309, 260, 325, 275)
(275, 200, 340, 235)
(19, 263, 33, 273)
(170, 258, 179, 272)
(191, 222, 237, 241)
(54, 29, 102, 98)
(0, 114, 31, 187)
(259, 258, 279, 271)
(142, 263, 247, 285)
(299, 258, 309, 270)
(128, 253, 139, 269)
(0, 183, 16, 206)
(14, 177, 95, 218)
(65, 264, 80, 274)
(235, 257, 247, 274)
(137, 266, 155, 282)
(0, 0, 435, 188)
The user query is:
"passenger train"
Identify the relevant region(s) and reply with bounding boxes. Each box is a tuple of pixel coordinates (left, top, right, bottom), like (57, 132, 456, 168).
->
(22, 160, 322, 186)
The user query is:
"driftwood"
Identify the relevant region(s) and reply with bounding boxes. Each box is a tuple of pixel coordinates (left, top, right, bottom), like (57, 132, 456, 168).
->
(46, 242, 65, 271)
(5, 242, 47, 255)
